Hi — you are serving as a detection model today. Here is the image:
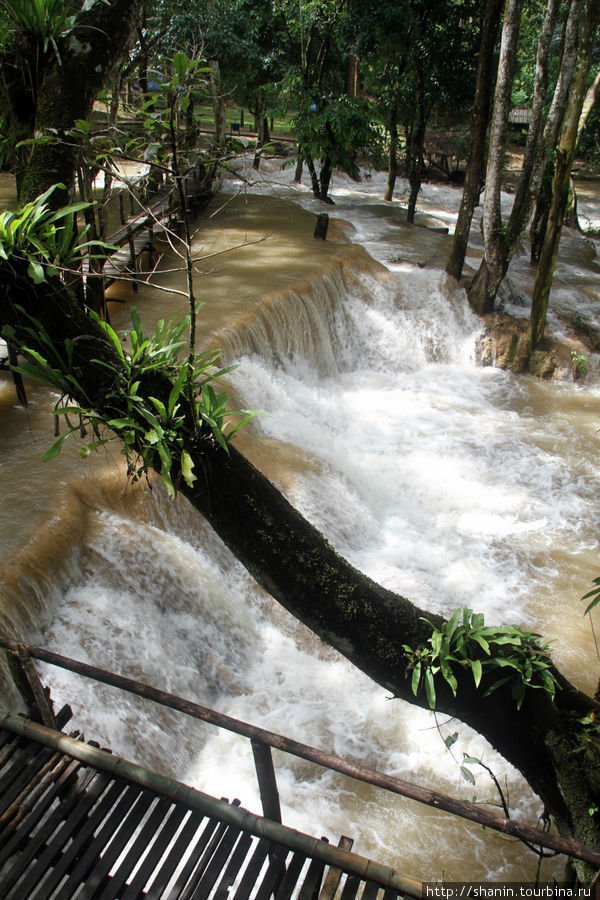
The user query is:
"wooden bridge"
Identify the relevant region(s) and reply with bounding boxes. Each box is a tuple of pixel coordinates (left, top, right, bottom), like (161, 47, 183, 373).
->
(100, 161, 210, 292)
(1, 640, 599, 900)
(0, 707, 421, 900)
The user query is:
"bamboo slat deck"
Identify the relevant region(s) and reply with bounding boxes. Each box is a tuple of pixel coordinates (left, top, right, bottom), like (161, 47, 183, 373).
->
(0, 709, 423, 900)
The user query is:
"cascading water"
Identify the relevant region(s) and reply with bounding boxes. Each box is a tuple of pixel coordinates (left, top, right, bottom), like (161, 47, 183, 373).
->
(1, 165, 599, 882)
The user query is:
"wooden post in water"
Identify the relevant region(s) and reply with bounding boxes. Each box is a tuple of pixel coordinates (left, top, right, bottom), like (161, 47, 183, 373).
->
(314, 214, 329, 240)
(7, 343, 27, 406)
(251, 739, 282, 823)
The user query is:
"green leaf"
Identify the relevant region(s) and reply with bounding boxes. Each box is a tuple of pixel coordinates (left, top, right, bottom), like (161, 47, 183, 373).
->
(42, 431, 74, 461)
(168, 367, 188, 418)
(149, 396, 167, 421)
(411, 661, 421, 696)
(470, 658, 482, 688)
(460, 765, 476, 785)
(161, 470, 176, 499)
(482, 675, 513, 697)
(446, 608, 462, 642)
(512, 680, 526, 710)
(444, 731, 458, 750)
(424, 667, 436, 709)
(79, 439, 109, 457)
(173, 51, 189, 77)
(471, 634, 490, 655)
(27, 259, 46, 283)
(181, 449, 196, 487)
(463, 755, 482, 766)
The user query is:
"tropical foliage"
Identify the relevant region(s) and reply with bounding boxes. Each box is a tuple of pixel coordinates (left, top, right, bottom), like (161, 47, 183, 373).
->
(0, 184, 107, 283)
(403, 607, 560, 711)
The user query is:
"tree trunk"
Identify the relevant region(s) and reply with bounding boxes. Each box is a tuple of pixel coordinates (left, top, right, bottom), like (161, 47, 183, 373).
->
(405, 63, 427, 225)
(294, 155, 304, 183)
(1, 270, 599, 878)
(209, 59, 227, 150)
(529, 0, 584, 207)
(345, 52, 360, 96)
(467, 0, 524, 314)
(530, 157, 554, 264)
(319, 156, 333, 201)
(446, 0, 504, 281)
(385, 107, 399, 203)
(3, 0, 141, 204)
(529, 0, 600, 351)
(505, 0, 561, 241)
(306, 154, 321, 200)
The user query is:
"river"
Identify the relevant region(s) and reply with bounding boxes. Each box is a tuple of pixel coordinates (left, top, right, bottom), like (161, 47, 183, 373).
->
(1, 162, 599, 883)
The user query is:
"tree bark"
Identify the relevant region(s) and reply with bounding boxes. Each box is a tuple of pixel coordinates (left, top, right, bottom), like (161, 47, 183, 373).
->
(530, 157, 555, 264)
(530, 1, 589, 263)
(529, 0, 600, 350)
(384, 106, 399, 203)
(505, 0, 561, 244)
(209, 59, 227, 150)
(446, 0, 504, 282)
(1, 269, 599, 877)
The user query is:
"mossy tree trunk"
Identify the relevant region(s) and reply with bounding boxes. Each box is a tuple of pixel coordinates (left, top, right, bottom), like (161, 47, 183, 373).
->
(1, 0, 141, 204)
(1, 269, 599, 879)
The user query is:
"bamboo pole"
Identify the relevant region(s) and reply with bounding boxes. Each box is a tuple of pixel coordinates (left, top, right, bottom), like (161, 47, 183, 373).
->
(0, 708, 423, 897)
(2, 640, 599, 867)
(251, 739, 282, 823)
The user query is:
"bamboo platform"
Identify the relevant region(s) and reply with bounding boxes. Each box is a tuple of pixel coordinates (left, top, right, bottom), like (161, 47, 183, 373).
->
(0, 708, 422, 900)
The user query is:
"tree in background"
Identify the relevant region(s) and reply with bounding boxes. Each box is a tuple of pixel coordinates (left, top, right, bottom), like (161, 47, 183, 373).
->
(445, 0, 504, 280)
(360, 0, 481, 219)
(529, 0, 600, 348)
(465, 0, 596, 320)
(275, 0, 379, 201)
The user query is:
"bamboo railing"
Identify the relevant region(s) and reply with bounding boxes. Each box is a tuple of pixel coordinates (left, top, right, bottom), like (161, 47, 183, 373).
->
(2, 638, 600, 869)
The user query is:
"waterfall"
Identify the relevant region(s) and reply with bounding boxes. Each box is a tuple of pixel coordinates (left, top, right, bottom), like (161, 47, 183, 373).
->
(2, 183, 599, 881)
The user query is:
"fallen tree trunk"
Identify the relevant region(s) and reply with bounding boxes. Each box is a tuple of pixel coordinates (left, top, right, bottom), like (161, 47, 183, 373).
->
(1, 268, 599, 879)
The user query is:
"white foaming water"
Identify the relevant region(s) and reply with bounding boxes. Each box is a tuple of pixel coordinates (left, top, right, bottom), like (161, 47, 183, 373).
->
(32, 258, 598, 882)
(11, 164, 600, 882)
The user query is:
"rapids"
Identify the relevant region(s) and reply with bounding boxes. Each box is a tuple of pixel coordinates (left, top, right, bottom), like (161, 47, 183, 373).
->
(1, 162, 600, 882)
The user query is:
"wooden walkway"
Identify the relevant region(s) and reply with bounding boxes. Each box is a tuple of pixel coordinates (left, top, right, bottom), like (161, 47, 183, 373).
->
(101, 162, 209, 289)
(0, 708, 422, 900)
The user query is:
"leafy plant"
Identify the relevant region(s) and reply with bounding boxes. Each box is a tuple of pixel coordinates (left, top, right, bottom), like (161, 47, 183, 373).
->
(403, 608, 560, 711)
(292, 93, 381, 180)
(0, 184, 109, 283)
(570, 348, 589, 377)
(2, 0, 77, 59)
(4, 306, 258, 498)
(582, 577, 600, 616)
